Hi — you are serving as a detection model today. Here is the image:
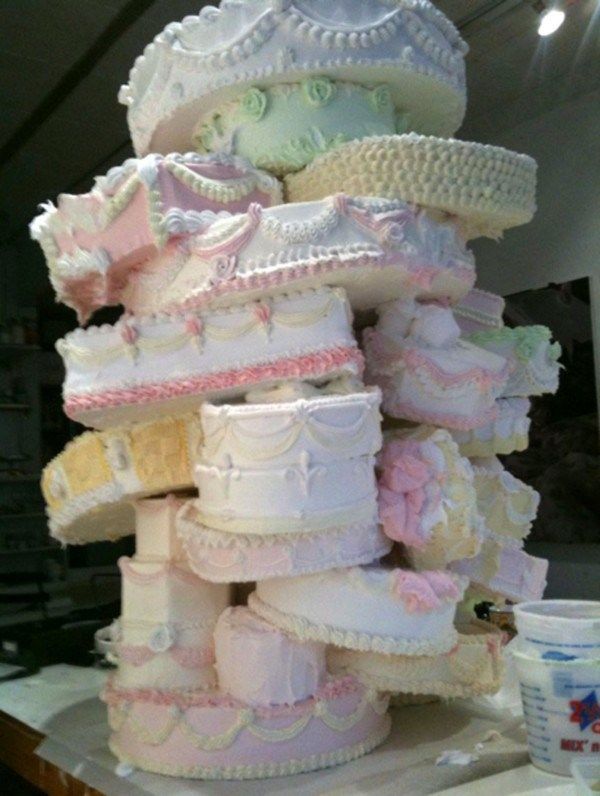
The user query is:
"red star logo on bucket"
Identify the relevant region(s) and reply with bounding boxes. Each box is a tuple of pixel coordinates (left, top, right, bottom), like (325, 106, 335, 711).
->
(570, 692, 600, 731)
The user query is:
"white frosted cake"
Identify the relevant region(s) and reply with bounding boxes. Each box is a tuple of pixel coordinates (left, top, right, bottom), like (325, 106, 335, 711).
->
(121, 196, 475, 316)
(120, 1, 468, 158)
(464, 325, 562, 397)
(450, 540, 548, 604)
(471, 457, 540, 544)
(286, 134, 537, 239)
(364, 300, 510, 430)
(250, 566, 468, 656)
(450, 397, 531, 458)
(194, 390, 382, 535)
(59, 287, 363, 429)
(214, 607, 326, 707)
(30, 153, 281, 323)
(116, 498, 231, 691)
(454, 288, 505, 336)
(41, 414, 199, 544)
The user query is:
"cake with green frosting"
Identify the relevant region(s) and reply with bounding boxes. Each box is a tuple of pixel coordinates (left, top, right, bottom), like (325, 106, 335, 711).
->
(194, 79, 407, 175)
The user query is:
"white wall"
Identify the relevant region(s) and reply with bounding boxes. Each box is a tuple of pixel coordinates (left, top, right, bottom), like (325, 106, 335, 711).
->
(469, 88, 600, 297)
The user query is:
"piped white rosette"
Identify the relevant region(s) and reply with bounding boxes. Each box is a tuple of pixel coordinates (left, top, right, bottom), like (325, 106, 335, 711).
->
(377, 426, 483, 570)
(449, 457, 547, 603)
(249, 566, 468, 656)
(58, 287, 363, 429)
(30, 153, 281, 323)
(285, 134, 538, 239)
(179, 387, 391, 581)
(364, 300, 511, 431)
(328, 620, 504, 698)
(121, 196, 476, 317)
(120, 0, 468, 157)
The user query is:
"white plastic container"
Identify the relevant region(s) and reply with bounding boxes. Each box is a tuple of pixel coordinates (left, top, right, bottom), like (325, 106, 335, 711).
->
(514, 650, 600, 776)
(514, 601, 600, 661)
(571, 758, 600, 794)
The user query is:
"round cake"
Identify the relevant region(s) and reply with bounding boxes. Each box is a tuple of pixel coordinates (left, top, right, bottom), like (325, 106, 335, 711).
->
(285, 134, 537, 239)
(250, 566, 468, 655)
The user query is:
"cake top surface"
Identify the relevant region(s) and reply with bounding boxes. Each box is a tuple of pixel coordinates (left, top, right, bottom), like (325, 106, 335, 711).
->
(275, 565, 468, 612)
(120, 0, 468, 156)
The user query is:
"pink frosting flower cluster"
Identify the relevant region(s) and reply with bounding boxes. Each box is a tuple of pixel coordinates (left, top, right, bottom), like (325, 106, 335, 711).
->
(378, 439, 443, 548)
(392, 569, 462, 613)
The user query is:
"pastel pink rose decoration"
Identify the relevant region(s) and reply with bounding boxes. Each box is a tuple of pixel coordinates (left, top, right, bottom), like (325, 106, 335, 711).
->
(378, 441, 433, 547)
(421, 570, 461, 602)
(393, 570, 441, 613)
(379, 485, 426, 548)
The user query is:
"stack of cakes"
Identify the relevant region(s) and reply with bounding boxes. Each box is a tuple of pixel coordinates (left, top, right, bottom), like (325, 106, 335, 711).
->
(32, 0, 561, 781)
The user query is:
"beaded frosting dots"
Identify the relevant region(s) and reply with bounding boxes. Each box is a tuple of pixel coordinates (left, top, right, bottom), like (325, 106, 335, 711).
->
(30, 153, 282, 324)
(286, 134, 538, 239)
(41, 414, 200, 544)
(119, 0, 468, 157)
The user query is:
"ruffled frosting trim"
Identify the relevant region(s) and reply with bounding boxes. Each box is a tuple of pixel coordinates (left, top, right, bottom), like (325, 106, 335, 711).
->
(248, 593, 458, 657)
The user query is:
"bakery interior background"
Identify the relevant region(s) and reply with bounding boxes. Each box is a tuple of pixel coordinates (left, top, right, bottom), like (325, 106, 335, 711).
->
(0, 0, 598, 671)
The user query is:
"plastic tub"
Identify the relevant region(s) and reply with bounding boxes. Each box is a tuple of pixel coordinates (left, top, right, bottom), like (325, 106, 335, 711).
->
(514, 601, 600, 661)
(514, 650, 600, 776)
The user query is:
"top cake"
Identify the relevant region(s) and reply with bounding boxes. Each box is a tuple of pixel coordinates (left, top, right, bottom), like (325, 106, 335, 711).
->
(120, 0, 468, 160)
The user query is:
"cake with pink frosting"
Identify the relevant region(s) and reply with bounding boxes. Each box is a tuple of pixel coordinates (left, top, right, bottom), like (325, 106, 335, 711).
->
(454, 288, 505, 335)
(214, 607, 326, 707)
(364, 300, 510, 430)
(58, 287, 363, 429)
(115, 498, 230, 691)
(450, 540, 548, 604)
(121, 195, 476, 316)
(177, 500, 391, 584)
(30, 0, 556, 780)
(249, 566, 468, 656)
(30, 153, 281, 323)
(104, 674, 390, 780)
(377, 427, 482, 569)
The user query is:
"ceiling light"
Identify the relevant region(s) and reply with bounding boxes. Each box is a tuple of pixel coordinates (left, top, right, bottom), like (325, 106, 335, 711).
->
(537, 7, 566, 36)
